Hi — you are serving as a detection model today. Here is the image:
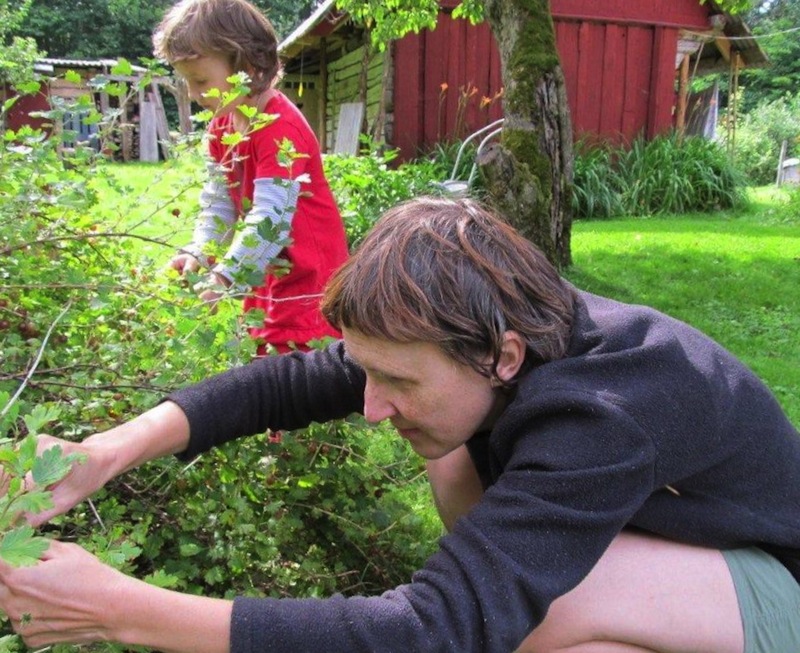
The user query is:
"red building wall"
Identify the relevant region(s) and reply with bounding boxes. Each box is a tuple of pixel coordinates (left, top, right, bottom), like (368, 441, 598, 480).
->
(393, 0, 713, 160)
(3, 85, 51, 133)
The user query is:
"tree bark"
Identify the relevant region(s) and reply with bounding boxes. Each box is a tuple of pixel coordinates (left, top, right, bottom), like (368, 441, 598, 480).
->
(478, 0, 573, 268)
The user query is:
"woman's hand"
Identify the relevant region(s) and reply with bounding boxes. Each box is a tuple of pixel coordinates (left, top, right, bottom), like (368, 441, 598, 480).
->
(0, 540, 132, 647)
(24, 402, 192, 527)
(24, 434, 115, 527)
(0, 540, 233, 653)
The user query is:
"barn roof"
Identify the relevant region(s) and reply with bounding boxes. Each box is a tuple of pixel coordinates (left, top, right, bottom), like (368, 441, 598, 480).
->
(679, 7, 767, 73)
(280, 0, 344, 61)
(279, 0, 767, 72)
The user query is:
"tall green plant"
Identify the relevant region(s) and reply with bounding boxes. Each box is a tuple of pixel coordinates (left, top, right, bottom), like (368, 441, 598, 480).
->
(571, 144, 624, 219)
(572, 133, 746, 219)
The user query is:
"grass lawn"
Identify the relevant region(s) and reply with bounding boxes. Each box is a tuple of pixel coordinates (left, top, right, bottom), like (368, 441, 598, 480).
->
(565, 186, 800, 426)
(98, 160, 800, 426)
(92, 156, 206, 264)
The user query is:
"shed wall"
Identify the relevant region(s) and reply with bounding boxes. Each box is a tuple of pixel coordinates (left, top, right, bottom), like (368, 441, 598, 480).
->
(393, 5, 686, 159)
(3, 86, 51, 132)
(325, 44, 386, 151)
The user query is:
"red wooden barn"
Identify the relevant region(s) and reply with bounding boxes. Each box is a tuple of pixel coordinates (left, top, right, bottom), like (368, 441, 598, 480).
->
(278, 0, 765, 160)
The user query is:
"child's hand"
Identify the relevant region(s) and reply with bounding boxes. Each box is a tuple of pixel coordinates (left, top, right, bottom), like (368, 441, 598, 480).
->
(169, 252, 202, 275)
(193, 273, 230, 314)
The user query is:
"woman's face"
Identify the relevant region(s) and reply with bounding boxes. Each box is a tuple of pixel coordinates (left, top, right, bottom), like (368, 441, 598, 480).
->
(343, 328, 510, 460)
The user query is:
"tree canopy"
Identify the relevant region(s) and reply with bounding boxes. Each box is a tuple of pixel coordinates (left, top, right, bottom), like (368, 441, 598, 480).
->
(0, 0, 39, 86)
(739, 0, 800, 109)
(13, 0, 318, 62)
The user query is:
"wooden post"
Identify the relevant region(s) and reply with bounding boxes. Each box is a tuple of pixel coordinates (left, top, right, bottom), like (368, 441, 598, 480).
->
(370, 46, 391, 144)
(776, 139, 788, 186)
(730, 52, 740, 156)
(175, 77, 192, 134)
(151, 81, 172, 159)
(676, 54, 690, 138)
(319, 37, 328, 152)
(139, 94, 159, 162)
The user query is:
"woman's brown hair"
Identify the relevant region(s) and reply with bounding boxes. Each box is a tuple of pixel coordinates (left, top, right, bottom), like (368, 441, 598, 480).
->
(322, 197, 575, 384)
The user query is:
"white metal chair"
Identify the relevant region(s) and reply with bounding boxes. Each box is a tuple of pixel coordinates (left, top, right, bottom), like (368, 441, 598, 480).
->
(437, 118, 504, 197)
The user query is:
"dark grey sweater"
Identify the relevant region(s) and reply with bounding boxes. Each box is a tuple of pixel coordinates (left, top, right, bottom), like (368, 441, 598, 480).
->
(168, 290, 800, 652)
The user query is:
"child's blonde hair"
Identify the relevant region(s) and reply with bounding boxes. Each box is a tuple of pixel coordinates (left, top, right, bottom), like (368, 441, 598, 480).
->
(153, 0, 281, 94)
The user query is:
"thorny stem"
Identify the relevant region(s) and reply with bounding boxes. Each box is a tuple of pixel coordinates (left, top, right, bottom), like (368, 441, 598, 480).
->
(0, 231, 173, 256)
(0, 302, 73, 421)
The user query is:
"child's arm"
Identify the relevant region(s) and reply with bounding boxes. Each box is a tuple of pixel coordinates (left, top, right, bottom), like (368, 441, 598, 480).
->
(171, 162, 237, 274)
(209, 177, 300, 291)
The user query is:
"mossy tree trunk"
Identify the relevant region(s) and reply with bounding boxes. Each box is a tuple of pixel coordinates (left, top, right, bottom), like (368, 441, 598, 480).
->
(478, 0, 573, 268)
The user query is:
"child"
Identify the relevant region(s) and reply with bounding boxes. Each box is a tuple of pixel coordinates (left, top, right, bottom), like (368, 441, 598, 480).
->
(153, 0, 349, 354)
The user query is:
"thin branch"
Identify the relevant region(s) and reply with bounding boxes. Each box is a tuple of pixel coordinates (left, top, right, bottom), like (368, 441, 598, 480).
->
(1, 378, 167, 393)
(0, 302, 73, 421)
(1, 231, 174, 256)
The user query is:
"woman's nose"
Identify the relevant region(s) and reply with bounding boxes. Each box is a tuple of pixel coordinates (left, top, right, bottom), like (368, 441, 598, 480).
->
(362, 380, 396, 424)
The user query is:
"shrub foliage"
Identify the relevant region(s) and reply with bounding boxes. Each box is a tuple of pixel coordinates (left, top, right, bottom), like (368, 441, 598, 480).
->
(572, 133, 746, 219)
(0, 76, 439, 652)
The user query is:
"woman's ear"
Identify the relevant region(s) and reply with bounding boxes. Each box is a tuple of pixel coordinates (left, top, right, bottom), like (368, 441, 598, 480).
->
(494, 331, 526, 384)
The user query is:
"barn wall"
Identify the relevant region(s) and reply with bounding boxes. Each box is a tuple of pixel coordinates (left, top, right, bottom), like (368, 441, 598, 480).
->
(555, 20, 679, 145)
(550, 0, 709, 30)
(393, 13, 502, 160)
(392, 1, 698, 159)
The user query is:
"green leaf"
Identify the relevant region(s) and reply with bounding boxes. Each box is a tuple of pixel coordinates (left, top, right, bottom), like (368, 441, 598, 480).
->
(0, 391, 19, 434)
(31, 445, 75, 487)
(22, 404, 60, 436)
(10, 490, 53, 517)
(0, 634, 23, 651)
(193, 109, 214, 124)
(99, 540, 142, 567)
(64, 70, 82, 85)
(179, 543, 202, 557)
(297, 473, 320, 488)
(237, 105, 257, 120)
(14, 436, 37, 476)
(111, 58, 133, 77)
(144, 569, 181, 589)
(221, 132, 244, 147)
(0, 526, 48, 567)
(0, 448, 17, 465)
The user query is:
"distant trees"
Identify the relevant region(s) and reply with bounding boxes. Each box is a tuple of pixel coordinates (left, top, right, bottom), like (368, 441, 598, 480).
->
(250, 0, 319, 41)
(15, 0, 171, 61)
(14, 0, 318, 62)
(740, 0, 800, 110)
(0, 0, 39, 88)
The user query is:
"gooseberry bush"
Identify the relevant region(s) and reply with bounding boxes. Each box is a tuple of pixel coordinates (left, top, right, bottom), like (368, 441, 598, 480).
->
(0, 65, 440, 652)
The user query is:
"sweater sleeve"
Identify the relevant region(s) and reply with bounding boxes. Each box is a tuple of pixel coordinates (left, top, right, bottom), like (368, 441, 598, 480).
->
(211, 177, 299, 290)
(227, 389, 658, 653)
(165, 341, 366, 460)
(181, 161, 237, 265)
